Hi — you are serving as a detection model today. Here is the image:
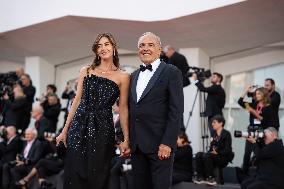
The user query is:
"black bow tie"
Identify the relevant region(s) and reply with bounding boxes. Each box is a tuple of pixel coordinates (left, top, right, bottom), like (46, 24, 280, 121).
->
(140, 64, 153, 72)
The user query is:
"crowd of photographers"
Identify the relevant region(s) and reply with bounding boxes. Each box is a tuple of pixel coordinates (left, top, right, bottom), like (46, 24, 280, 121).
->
(0, 46, 283, 189)
(0, 68, 74, 188)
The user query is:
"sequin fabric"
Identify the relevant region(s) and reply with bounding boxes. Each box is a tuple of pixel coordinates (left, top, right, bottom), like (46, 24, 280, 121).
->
(64, 74, 120, 189)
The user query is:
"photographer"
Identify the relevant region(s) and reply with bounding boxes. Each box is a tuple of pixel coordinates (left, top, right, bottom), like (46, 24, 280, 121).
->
(61, 82, 76, 126)
(36, 84, 57, 103)
(172, 132, 193, 185)
(20, 74, 36, 114)
(194, 115, 234, 186)
(241, 127, 284, 189)
(2, 127, 43, 189)
(0, 126, 23, 185)
(2, 85, 30, 131)
(41, 93, 61, 132)
(192, 72, 226, 136)
(15, 133, 64, 188)
(238, 85, 259, 175)
(264, 78, 281, 130)
(18, 73, 35, 130)
(245, 87, 277, 130)
(163, 45, 190, 87)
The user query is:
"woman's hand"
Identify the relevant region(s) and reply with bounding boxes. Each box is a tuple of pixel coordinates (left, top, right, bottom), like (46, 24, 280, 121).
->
(56, 130, 67, 147)
(119, 140, 131, 157)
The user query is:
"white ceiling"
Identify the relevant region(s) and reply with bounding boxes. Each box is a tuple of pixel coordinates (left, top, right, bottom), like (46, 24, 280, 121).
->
(0, 0, 284, 65)
(0, 0, 244, 32)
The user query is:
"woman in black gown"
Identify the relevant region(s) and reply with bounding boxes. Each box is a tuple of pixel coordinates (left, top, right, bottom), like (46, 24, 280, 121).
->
(56, 33, 131, 189)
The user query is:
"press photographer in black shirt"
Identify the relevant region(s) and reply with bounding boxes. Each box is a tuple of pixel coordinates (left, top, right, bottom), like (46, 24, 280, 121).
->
(2, 85, 30, 131)
(41, 93, 61, 133)
(0, 126, 23, 185)
(241, 127, 284, 189)
(194, 115, 234, 186)
(264, 78, 281, 130)
(163, 45, 190, 87)
(172, 132, 193, 185)
(192, 72, 226, 136)
(20, 74, 36, 114)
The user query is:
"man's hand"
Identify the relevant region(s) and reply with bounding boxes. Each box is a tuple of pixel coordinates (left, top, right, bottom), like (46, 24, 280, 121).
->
(247, 136, 256, 144)
(158, 144, 171, 160)
(211, 148, 218, 155)
(119, 141, 131, 157)
(3, 93, 9, 100)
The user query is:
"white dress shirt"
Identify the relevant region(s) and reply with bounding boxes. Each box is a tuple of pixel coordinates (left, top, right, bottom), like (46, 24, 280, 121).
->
(23, 139, 35, 158)
(136, 59, 161, 102)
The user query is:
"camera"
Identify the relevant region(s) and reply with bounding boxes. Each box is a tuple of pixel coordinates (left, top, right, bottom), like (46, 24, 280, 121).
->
(0, 72, 18, 97)
(44, 132, 57, 140)
(234, 130, 264, 139)
(0, 127, 8, 139)
(121, 158, 132, 172)
(186, 66, 211, 82)
(9, 154, 26, 166)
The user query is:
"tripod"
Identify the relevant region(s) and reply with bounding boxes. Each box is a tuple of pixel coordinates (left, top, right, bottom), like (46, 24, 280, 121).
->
(185, 89, 210, 152)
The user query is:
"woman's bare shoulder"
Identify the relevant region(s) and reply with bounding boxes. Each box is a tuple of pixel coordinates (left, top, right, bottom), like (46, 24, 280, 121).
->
(116, 69, 130, 80)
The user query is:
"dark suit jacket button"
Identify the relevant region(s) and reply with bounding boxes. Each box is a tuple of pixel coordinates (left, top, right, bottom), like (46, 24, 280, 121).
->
(135, 118, 140, 122)
(136, 105, 139, 108)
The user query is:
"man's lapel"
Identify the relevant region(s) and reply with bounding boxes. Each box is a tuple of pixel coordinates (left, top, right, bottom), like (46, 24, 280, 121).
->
(138, 62, 166, 103)
(131, 70, 139, 103)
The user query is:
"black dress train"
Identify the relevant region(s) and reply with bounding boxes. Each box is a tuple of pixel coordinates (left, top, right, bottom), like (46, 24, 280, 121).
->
(65, 74, 120, 189)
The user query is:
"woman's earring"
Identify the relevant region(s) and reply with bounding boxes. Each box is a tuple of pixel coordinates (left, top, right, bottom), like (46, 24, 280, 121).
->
(113, 50, 116, 56)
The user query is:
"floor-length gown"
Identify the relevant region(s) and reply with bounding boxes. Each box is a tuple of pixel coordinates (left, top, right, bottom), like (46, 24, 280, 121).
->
(64, 74, 120, 189)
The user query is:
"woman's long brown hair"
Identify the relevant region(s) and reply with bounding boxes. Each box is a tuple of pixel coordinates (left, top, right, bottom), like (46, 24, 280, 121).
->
(88, 33, 119, 73)
(256, 87, 271, 106)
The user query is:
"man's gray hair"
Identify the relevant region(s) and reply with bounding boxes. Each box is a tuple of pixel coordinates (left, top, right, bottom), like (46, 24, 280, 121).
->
(33, 103, 44, 115)
(264, 127, 278, 138)
(25, 127, 38, 138)
(137, 32, 162, 48)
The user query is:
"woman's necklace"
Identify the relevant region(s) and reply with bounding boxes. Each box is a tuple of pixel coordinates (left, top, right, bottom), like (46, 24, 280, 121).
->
(96, 64, 113, 74)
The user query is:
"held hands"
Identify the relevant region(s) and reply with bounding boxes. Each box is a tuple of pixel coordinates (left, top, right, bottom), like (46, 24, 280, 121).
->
(119, 140, 131, 157)
(158, 144, 171, 160)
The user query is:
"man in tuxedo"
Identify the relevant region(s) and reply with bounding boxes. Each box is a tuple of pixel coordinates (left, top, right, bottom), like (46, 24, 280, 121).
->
(192, 72, 226, 136)
(129, 32, 184, 189)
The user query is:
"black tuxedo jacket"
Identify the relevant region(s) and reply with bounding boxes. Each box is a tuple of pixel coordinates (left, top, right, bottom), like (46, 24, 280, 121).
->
(195, 82, 225, 117)
(129, 61, 184, 153)
(0, 136, 23, 163)
(22, 139, 43, 166)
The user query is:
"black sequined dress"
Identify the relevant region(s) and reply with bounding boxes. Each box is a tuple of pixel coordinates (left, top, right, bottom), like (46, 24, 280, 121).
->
(64, 74, 120, 189)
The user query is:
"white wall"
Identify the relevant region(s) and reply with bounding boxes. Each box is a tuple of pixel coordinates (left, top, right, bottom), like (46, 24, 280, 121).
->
(180, 48, 210, 153)
(0, 60, 23, 73)
(25, 57, 55, 98)
(211, 49, 284, 76)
